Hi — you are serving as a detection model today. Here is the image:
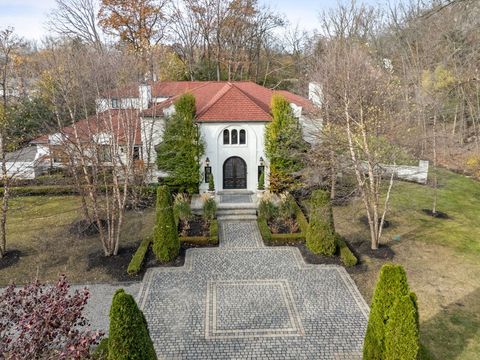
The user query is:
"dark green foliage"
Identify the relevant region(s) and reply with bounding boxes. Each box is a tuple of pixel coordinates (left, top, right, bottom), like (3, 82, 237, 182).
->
(306, 190, 336, 256)
(0, 185, 79, 197)
(152, 186, 180, 263)
(257, 217, 272, 243)
(209, 219, 219, 244)
(156, 94, 205, 194)
(363, 264, 411, 360)
(269, 233, 305, 245)
(384, 293, 420, 360)
(208, 174, 215, 191)
(93, 338, 109, 359)
(108, 289, 157, 360)
(258, 171, 265, 190)
(202, 197, 217, 221)
(258, 198, 278, 221)
(336, 235, 358, 267)
(127, 236, 152, 275)
(265, 94, 308, 193)
(293, 202, 309, 234)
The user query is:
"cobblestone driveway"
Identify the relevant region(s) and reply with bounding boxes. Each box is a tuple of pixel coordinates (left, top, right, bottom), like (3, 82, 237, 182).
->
(138, 221, 369, 359)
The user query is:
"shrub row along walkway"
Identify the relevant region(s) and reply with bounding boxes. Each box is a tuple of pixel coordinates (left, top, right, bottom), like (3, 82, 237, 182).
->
(138, 221, 369, 359)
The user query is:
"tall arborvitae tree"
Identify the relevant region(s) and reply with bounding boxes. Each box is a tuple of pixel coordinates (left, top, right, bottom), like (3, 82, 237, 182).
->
(157, 93, 204, 194)
(265, 94, 307, 193)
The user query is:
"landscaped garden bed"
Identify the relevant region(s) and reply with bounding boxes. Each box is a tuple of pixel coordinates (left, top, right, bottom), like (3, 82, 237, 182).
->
(127, 191, 218, 276)
(257, 191, 358, 267)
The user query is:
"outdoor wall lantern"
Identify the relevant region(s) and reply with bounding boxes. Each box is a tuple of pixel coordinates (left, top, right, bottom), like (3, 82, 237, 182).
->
(259, 156, 264, 166)
(204, 157, 211, 183)
(258, 156, 265, 180)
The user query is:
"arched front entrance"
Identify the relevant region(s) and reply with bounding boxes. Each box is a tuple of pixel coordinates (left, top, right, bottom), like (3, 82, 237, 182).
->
(223, 156, 247, 189)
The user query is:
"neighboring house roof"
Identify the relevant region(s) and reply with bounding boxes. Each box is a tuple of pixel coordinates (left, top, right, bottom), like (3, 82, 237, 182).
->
(32, 109, 142, 145)
(142, 81, 313, 121)
(6, 146, 38, 162)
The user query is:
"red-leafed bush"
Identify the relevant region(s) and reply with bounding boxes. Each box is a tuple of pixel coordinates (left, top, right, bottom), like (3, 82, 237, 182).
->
(0, 275, 102, 359)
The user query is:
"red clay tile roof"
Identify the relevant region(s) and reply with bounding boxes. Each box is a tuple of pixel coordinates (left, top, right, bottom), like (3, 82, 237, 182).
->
(142, 81, 313, 121)
(32, 109, 142, 145)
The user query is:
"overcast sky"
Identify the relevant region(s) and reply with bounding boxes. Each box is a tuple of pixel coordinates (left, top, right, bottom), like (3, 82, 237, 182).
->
(0, 0, 380, 42)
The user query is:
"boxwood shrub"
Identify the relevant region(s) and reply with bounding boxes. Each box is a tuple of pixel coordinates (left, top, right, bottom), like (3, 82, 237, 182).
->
(127, 236, 152, 275)
(336, 235, 358, 267)
(305, 190, 336, 256)
(108, 289, 157, 360)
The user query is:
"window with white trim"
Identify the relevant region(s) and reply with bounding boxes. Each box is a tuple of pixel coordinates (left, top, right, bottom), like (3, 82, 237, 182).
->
(223, 128, 246, 145)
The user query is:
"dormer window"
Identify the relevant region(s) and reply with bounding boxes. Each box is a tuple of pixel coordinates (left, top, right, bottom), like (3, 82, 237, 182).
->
(111, 98, 120, 109)
(223, 128, 247, 145)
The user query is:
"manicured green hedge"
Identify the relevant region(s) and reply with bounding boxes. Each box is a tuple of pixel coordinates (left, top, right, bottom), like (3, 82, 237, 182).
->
(336, 235, 358, 267)
(306, 190, 336, 256)
(0, 185, 79, 196)
(364, 264, 415, 360)
(108, 289, 157, 360)
(291, 197, 308, 234)
(152, 186, 180, 263)
(127, 236, 152, 275)
(257, 217, 272, 243)
(209, 220, 219, 244)
(93, 338, 109, 359)
(257, 216, 305, 245)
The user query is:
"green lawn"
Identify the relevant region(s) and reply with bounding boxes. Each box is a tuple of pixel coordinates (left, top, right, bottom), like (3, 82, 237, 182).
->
(335, 168, 480, 360)
(1, 195, 155, 285)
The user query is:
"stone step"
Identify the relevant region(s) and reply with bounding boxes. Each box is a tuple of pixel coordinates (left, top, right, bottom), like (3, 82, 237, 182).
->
(217, 214, 258, 221)
(217, 202, 257, 210)
(216, 190, 254, 195)
(217, 208, 257, 216)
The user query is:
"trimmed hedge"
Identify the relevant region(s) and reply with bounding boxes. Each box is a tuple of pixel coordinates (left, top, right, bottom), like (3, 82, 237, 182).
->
(290, 197, 308, 234)
(306, 190, 336, 256)
(0, 185, 79, 196)
(152, 186, 180, 263)
(257, 216, 305, 245)
(209, 219, 219, 244)
(363, 264, 412, 360)
(93, 338, 109, 359)
(108, 289, 157, 360)
(384, 292, 419, 360)
(127, 236, 152, 275)
(336, 235, 358, 267)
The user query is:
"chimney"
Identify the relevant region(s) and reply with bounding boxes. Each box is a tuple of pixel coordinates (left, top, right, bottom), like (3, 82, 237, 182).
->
(139, 83, 152, 110)
(308, 82, 322, 107)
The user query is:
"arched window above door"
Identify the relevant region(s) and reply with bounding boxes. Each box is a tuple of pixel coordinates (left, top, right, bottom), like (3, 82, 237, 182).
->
(222, 128, 247, 145)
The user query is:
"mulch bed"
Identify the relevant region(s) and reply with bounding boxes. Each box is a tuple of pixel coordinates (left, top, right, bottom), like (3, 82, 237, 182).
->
(0, 250, 22, 271)
(268, 217, 301, 234)
(87, 245, 140, 282)
(350, 241, 395, 260)
(295, 243, 343, 265)
(422, 209, 451, 219)
(178, 215, 209, 237)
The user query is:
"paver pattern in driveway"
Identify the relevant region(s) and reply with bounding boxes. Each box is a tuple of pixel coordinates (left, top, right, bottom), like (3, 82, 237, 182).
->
(138, 221, 369, 359)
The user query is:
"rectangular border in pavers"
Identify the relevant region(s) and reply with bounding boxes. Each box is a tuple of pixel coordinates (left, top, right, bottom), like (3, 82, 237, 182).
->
(205, 279, 305, 339)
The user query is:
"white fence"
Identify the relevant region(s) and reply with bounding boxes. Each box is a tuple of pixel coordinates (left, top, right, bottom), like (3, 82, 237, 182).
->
(360, 160, 429, 184)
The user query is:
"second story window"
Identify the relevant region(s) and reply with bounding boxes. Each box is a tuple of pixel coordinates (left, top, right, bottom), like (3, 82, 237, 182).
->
(223, 129, 230, 144)
(222, 128, 247, 146)
(111, 98, 119, 109)
(231, 129, 238, 144)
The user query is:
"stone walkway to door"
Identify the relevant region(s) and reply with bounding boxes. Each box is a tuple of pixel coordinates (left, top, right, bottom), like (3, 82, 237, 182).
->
(138, 221, 369, 359)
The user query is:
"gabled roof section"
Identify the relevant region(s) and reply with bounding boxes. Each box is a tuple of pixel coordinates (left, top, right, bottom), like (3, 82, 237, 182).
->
(142, 81, 313, 122)
(32, 109, 142, 145)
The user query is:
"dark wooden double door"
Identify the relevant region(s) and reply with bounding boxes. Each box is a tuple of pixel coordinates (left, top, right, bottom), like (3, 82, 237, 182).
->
(223, 156, 247, 189)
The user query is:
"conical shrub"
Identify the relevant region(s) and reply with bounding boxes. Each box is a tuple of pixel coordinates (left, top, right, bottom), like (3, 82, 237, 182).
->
(152, 186, 180, 262)
(108, 289, 157, 360)
(363, 263, 410, 360)
(306, 189, 336, 256)
(384, 292, 420, 360)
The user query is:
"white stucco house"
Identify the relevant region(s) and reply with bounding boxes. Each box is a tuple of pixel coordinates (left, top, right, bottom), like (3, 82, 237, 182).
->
(30, 81, 321, 191)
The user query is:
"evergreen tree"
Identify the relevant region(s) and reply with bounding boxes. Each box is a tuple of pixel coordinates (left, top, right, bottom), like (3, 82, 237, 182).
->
(265, 94, 308, 193)
(157, 93, 204, 194)
(152, 186, 180, 262)
(363, 264, 411, 360)
(305, 189, 336, 256)
(384, 292, 420, 360)
(108, 289, 157, 360)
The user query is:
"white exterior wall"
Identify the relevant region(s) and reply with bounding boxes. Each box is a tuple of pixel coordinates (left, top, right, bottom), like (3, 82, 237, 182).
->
(141, 116, 168, 182)
(198, 122, 268, 192)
